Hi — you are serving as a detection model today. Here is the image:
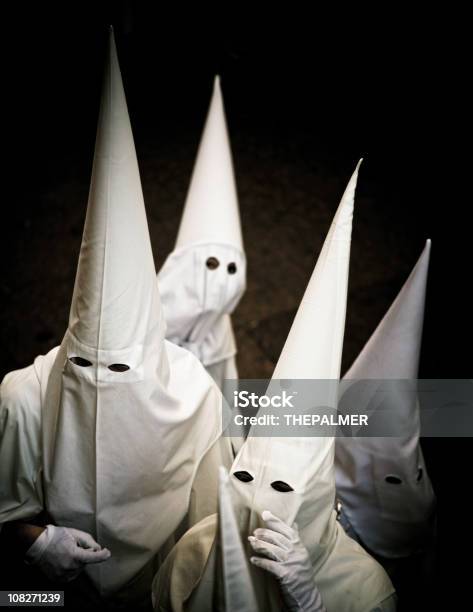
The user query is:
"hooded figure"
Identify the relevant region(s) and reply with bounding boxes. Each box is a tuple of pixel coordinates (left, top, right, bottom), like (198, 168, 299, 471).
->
(0, 30, 222, 603)
(335, 240, 436, 560)
(157, 76, 246, 389)
(152, 162, 396, 612)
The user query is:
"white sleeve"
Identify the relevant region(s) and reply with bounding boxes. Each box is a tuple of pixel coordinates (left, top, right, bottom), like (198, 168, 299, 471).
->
(0, 363, 44, 525)
(371, 594, 397, 612)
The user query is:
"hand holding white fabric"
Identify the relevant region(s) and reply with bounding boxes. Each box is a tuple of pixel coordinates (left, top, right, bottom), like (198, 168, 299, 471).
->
(249, 511, 326, 612)
(25, 525, 111, 582)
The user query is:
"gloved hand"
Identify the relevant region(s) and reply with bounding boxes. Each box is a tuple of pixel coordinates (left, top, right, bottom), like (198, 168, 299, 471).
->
(25, 525, 111, 582)
(249, 510, 326, 612)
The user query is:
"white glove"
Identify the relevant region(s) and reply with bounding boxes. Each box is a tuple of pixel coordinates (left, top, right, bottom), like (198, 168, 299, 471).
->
(25, 525, 111, 582)
(249, 510, 326, 612)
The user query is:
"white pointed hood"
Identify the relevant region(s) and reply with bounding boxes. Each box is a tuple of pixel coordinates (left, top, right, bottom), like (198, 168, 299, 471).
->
(218, 467, 259, 612)
(231, 160, 360, 537)
(175, 76, 243, 251)
(225, 162, 393, 611)
(68, 28, 164, 354)
(157, 77, 246, 374)
(345, 239, 431, 381)
(336, 240, 436, 558)
(272, 159, 361, 381)
(40, 30, 222, 598)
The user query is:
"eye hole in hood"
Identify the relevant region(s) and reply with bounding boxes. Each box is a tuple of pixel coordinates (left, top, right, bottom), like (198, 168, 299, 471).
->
(227, 262, 237, 274)
(270, 481, 294, 493)
(233, 470, 254, 483)
(69, 356, 93, 367)
(206, 257, 220, 270)
(108, 364, 130, 372)
(385, 475, 403, 485)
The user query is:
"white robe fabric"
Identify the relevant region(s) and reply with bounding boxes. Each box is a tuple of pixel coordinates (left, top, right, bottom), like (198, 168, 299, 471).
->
(336, 240, 436, 559)
(0, 348, 58, 527)
(0, 30, 222, 602)
(152, 514, 397, 612)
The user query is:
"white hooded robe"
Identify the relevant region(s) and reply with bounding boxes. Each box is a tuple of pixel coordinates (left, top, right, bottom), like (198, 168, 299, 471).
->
(0, 29, 223, 603)
(157, 77, 246, 391)
(335, 240, 436, 560)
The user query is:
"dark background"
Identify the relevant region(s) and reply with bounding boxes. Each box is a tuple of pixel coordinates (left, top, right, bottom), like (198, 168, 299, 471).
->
(0, 1, 470, 607)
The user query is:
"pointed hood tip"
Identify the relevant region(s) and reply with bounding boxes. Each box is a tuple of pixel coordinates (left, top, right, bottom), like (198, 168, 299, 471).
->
(345, 231, 431, 382)
(352, 158, 363, 177)
(421, 239, 432, 260)
(69, 23, 163, 351)
(345, 159, 362, 187)
(213, 75, 223, 97)
(108, 25, 116, 51)
(174, 72, 242, 251)
(337, 159, 362, 212)
(271, 165, 355, 380)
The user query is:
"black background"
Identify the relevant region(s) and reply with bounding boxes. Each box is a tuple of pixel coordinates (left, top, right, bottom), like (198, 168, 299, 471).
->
(0, 1, 470, 607)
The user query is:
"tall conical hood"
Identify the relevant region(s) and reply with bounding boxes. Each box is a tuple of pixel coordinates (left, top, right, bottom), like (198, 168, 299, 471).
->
(41, 31, 224, 599)
(218, 467, 259, 612)
(175, 76, 243, 251)
(68, 28, 163, 350)
(344, 239, 431, 381)
(335, 241, 436, 558)
(272, 159, 362, 380)
(229, 162, 361, 596)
